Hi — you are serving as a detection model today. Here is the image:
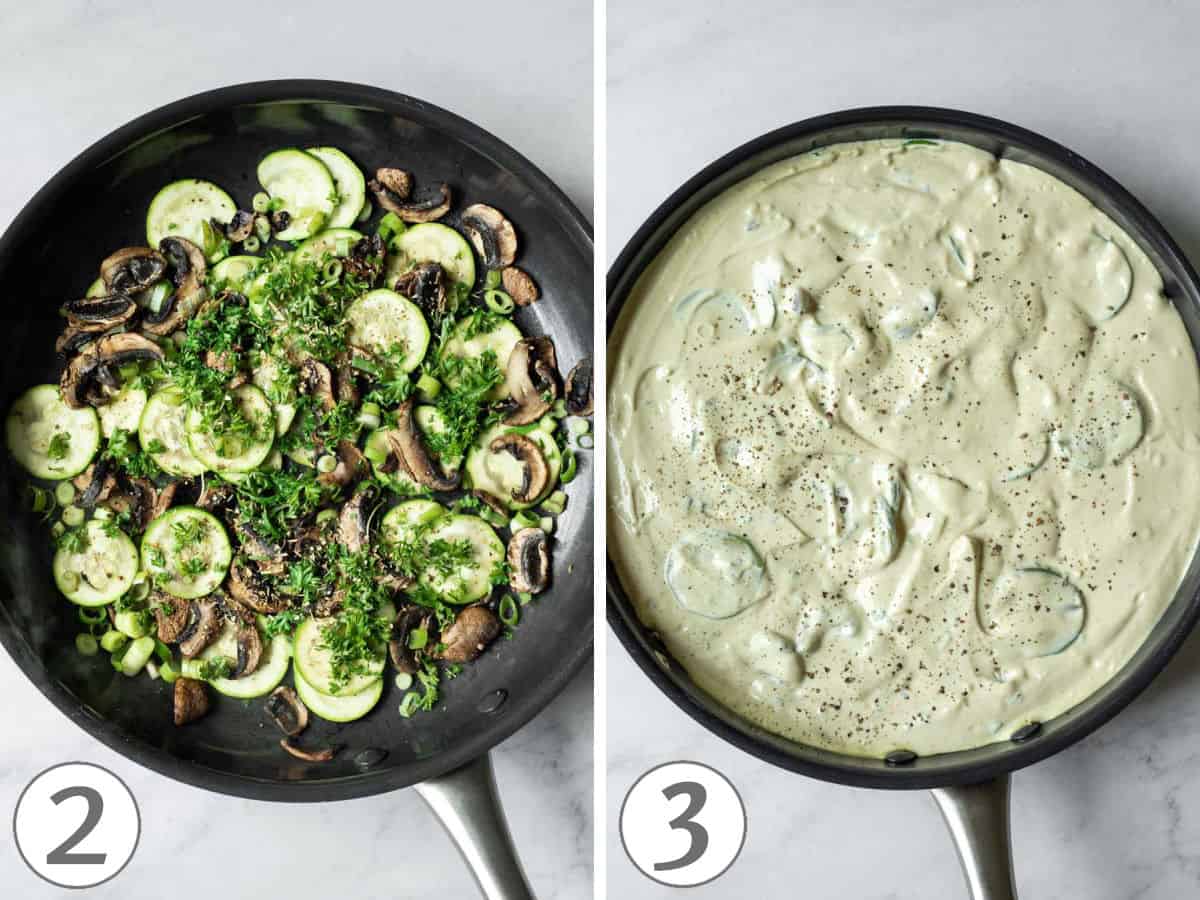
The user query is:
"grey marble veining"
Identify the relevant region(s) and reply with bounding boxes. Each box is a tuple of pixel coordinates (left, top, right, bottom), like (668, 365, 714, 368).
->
(0, 2, 592, 898)
(607, 1, 1200, 897)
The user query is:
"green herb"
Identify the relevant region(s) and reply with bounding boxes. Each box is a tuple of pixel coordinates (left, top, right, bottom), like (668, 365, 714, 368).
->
(458, 308, 505, 340)
(424, 349, 503, 461)
(56, 527, 87, 553)
(103, 428, 161, 480)
(231, 468, 325, 543)
(195, 656, 234, 680)
(263, 608, 305, 638)
(47, 432, 71, 461)
(171, 516, 206, 551)
(178, 557, 207, 579)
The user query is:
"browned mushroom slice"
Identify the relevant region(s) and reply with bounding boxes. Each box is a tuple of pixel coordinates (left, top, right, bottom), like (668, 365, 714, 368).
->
(60, 332, 165, 408)
(395, 261, 448, 317)
(231, 621, 264, 678)
(319, 439, 368, 489)
(501, 267, 539, 306)
(142, 237, 206, 335)
(225, 210, 255, 243)
(232, 519, 286, 576)
(196, 480, 235, 514)
(489, 433, 550, 504)
(564, 357, 593, 417)
(279, 739, 338, 762)
(154, 592, 191, 643)
(72, 459, 117, 508)
(152, 480, 180, 521)
(178, 599, 222, 659)
(174, 677, 210, 725)
(508, 527, 551, 594)
(369, 167, 413, 206)
(472, 490, 510, 518)
(56, 325, 105, 356)
(386, 398, 461, 492)
(337, 484, 376, 552)
(266, 686, 308, 736)
(438, 606, 501, 663)
(100, 246, 167, 294)
(502, 336, 560, 426)
(269, 209, 292, 234)
(343, 234, 387, 285)
(334, 354, 360, 406)
(61, 293, 139, 331)
(461, 204, 518, 269)
(103, 476, 157, 530)
(389, 607, 433, 675)
(299, 357, 336, 413)
(227, 559, 288, 614)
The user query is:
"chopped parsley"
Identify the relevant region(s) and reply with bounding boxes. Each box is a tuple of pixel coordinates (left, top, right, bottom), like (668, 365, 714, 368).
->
(46, 432, 71, 461)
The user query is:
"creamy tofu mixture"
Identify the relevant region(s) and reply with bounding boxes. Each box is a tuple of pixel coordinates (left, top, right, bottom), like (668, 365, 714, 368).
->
(607, 139, 1200, 757)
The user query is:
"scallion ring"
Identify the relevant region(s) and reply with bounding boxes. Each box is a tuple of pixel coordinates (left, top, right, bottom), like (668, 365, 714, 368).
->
(499, 594, 519, 628)
(484, 289, 515, 314)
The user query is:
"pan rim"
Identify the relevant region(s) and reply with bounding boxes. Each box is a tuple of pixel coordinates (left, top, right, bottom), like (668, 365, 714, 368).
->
(0, 78, 593, 802)
(605, 104, 1200, 790)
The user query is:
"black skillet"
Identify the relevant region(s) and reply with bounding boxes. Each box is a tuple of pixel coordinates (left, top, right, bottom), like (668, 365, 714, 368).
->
(0, 80, 593, 899)
(607, 106, 1200, 899)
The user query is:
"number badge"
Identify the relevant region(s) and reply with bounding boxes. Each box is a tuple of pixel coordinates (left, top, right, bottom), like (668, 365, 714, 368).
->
(12, 762, 141, 889)
(619, 760, 747, 887)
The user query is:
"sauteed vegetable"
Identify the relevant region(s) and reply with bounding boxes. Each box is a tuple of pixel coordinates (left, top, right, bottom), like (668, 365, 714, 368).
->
(6, 146, 592, 755)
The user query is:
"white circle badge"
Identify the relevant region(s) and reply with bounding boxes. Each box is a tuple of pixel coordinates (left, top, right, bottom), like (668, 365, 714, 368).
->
(619, 760, 747, 887)
(13, 762, 141, 889)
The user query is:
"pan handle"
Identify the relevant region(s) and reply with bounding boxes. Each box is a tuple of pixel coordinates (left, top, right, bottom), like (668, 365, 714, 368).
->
(415, 752, 535, 900)
(931, 775, 1018, 900)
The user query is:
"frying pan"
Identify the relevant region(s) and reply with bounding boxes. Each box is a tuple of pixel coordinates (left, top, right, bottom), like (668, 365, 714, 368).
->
(0, 80, 593, 900)
(607, 106, 1200, 899)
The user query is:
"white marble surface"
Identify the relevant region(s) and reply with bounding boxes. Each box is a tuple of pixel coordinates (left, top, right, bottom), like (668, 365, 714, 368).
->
(607, 1, 1200, 897)
(0, 2, 592, 898)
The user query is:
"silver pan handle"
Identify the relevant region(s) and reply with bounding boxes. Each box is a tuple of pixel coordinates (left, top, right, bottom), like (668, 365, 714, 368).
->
(931, 775, 1018, 900)
(415, 753, 535, 900)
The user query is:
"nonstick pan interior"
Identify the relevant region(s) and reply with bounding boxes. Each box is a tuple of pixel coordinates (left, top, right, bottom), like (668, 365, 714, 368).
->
(0, 81, 594, 801)
(607, 106, 1200, 790)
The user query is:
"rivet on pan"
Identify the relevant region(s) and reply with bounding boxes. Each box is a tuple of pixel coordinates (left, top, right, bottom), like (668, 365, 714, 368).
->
(477, 689, 508, 714)
(884, 749, 919, 767)
(354, 747, 388, 770)
(1011, 722, 1042, 743)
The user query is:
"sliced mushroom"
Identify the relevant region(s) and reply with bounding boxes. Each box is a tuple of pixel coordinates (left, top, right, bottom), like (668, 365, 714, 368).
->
(502, 336, 559, 426)
(72, 459, 117, 508)
(60, 332, 165, 408)
(154, 592, 191, 643)
(266, 686, 308, 736)
(343, 234, 386, 285)
(501, 266, 539, 306)
(178, 598, 222, 658)
(100, 247, 167, 294)
(334, 354, 360, 406)
(56, 325, 108, 356)
(337, 484, 375, 552)
(143, 237, 206, 335)
(225, 210, 255, 243)
(508, 527, 551, 594)
(461, 204, 517, 269)
(279, 739, 337, 762)
(438, 606, 501, 663)
(103, 476, 157, 530)
(395, 262, 448, 318)
(370, 167, 413, 204)
(473, 489, 510, 518)
(174, 677, 210, 725)
(369, 169, 451, 222)
(565, 357, 593, 417)
(389, 607, 433, 675)
(270, 209, 292, 234)
(314, 589, 343, 618)
(196, 480, 235, 514)
(234, 521, 287, 577)
(319, 439, 368, 489)
(231, 621, 263, 678)
(386, 398, 461, 492)
(489, 433, 550, 504)
(227, 559, 287, 614)
(376, 569, 415, 592)
(299, 357, 336, 413)
(152, 480, 179, 521)
(61, 293, 139, 331)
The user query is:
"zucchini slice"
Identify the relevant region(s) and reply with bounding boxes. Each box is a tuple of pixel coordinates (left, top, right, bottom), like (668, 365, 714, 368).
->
(293, 616, 384, 696)
(6, 384, 100, 480)
(294, 667, 382, 722)
(250, 355, 298, 436)
(380, 498, 448, 545)
(1059, 377, 1143, 470)
(97, 385, 148, 439)
(293, 227, 363, 265)
(141, 506, 233, 599)
(189, 621, 292, 699)
(139, 388, 206, 476)
(421, 514, 504, 604)
(211, 255, 261, 291)
(386, 222, 476, 289)
(305, 147, 366, 229)
(257, 149, 336, 241)
(465, 421, 562, 510)
(146, 179, 237, 262)
(53, 520, 139, 607)
(185, 384, 275, 474)
(977, 567, 1087, 658)
(345, 289, 430, 372)
(439, 317, 523, 401)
